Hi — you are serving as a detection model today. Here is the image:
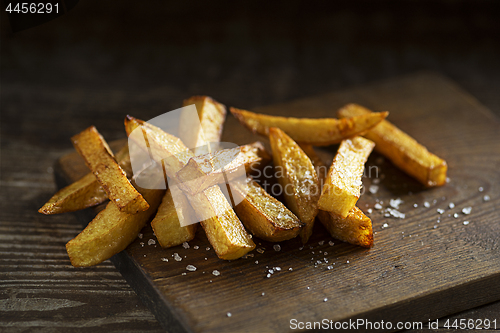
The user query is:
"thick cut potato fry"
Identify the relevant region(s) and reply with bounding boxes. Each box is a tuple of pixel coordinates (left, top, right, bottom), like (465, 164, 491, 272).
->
(72, 126, 149, 214)
(269, 127, 320, 244)
(233, 177, 303, 242)
(151, 188, 197, 248)
(175, 142, 271, 196)
(301, 145, 373, 247)
(338, 103, 447, 187)
(181, 96, 226, 153)
(125, 116, 255, 259)
(38, 145, 131, 215)
(66, 181, 164, 267)
(318, 207, 373, 248)
(318, 136, 375, 218)
(231, 107, 388, 146)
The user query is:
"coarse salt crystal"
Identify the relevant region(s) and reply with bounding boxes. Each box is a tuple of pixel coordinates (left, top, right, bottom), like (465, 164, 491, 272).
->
(329, 241, 335, 246)
(289, 267, 293, 271)
(206, 247, 211, 251)
(369, 185, 379, 194)
(182, 242, 190, 249)
(453, 213, 459, 218)
(449, 203, 455, 209)
(367, 208, 373, 214)
(318, 240, 324, 246)
(324, 298, 328, 302)
(262, 292, 265, 296)
(437, 208, 445, 214)
(273, 244, 281, 252)
(256, 248, 265, 254)
(424, 201, 430, 208)
(483, 195, 490, 202)
(148, 239, 156, 246)
(138, 233, 143, 239)
(413, 203, 418, 208)
(186, 265, 196, 272)
(390, 198, 403, 209)
(463, 221, 470, 225)
(462, 207, 472, 215)
(212, 270, 221, 276)
(227, 312, 232, 317)
(478, 187, 484, 192)
(161, 258, 168, 262)
(173, 253, 182, 261)
(382, 223, 389, 228)
(193, 245, 199, 250)
(374, 203, 383, 210)
(275, 267, 281, 271)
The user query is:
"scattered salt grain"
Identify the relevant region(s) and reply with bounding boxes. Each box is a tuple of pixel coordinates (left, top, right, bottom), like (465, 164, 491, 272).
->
(307, 287, 310, 290)
(367, 208, 373, 214)
(161, 258, 168, 262)
(212, 270, 221, 276)
(181, 272, 186, 275)
(382, 223, 389, 229)
(327, 265, 333, 270)
(186, 265, 197, 272)
(173, 253, 182, 261)
(369, 185, 379, 194)
(193, 245, 199, 250)
(148, 239, 156, 246)
(463, 221, 470, 225)
(206, 247, 210, 251)
(324, 298, 328, 302)
(433, 225, 438, 229)
(289, 268, 293, 271)
(318, 240, 325, 246)
(483, 195, 490, 202)
(462, 207, 472, 215)
(262, 292, 265, 296)
(255, 260, 259, 264)
(414, 203, 418, 208)
(437, 208, 445, 214)
(449, 203, 455, 209)
(453, 213, 459, 218)
(138, 233, 143, 239)
(479, 187, 484, 192)
(182, 242, 190, 249)
(275, 267, 281, 271)
(256, 248, 265, 254)
(373, 178, 380, 184)
(387, 208, 406, 219)
(268, 269, 274, 274)
(140, 242, 145, 247)
(346, 260, 350, 264)
(329, 241, 335, 246)
(273, 244, 281, 252)
(424, 201, 430, 208)
(227, 312, 232, 317)
(374, 203, 383, 210)
(266, 274, 271, 278)
(390, 198, 403, 209)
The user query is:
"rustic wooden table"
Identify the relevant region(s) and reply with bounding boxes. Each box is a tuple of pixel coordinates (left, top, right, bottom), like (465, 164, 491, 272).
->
(2, 1, 500, 332)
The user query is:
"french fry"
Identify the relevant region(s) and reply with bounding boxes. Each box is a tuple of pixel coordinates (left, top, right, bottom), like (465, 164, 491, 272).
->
(233, 177, 303, 242)
(318, 207, 373, 248)
(38, 145, 131, 215)
(72, 126, 149, 214)
(181, 96, 226, 153)
(125, 116, 255, 260)
(269, 127, 320, 244)
(301, 144, 373, 248)
(175, 142, 271, 196)
(66, 178, 164, 267)
(338, 103, 447, 187)
(318, 136, 375, 218)
(151, 188, 197, 248)
(231, 107, 388, 146)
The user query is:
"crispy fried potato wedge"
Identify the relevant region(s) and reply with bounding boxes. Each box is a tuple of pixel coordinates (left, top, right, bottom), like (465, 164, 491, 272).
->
(318, 136, 375, 218)
(66, 181, 164, 267)
(72, 126, 149, 214)
(38, 145, 131, 215)
(233, 177, 303, 242)
(151, 188, 197, 248)
(300, 145, 374, 247)
(175, 142, 271, 196)
(181, 96, 226, 153)
(269, 127, 320, 244)
(125, 116, 255, 259)
(231, 107, 388, 146)
(338, 103, 447, 187)
(317, 207, 373, 248)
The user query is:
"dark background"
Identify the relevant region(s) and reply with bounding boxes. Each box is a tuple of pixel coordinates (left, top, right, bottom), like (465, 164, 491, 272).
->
(2, 0, 500, 331)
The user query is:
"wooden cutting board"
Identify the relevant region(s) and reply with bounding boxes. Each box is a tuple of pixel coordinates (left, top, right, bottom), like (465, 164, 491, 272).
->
(55, 72, 500, 333)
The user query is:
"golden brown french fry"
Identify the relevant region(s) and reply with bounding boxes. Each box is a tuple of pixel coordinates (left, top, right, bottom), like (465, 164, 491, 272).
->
(269, 127, 320, 244)
(66, 180, 164, 267)
(125, 116, 255, 260)
(72, 126, 149, 214)
(38, 146, 131, 215)
(318, 136, 375, 218)
(231, 107, 388, 146)
(338, 103, 447, 187)
(232, 177, 303, 242)
(151, 188, 197, 248)
(181, 96, 226, 153)
(175, 142, 271, 196)
(318, 207, 373, 248)
(300, 145, 374, 248)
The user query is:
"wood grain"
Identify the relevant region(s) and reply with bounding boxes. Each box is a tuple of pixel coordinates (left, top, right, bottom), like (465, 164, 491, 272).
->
(53, 73, 500, 332)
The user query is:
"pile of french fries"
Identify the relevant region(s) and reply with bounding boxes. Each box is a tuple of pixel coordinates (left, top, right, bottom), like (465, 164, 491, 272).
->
(40, 96, 447, 267)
